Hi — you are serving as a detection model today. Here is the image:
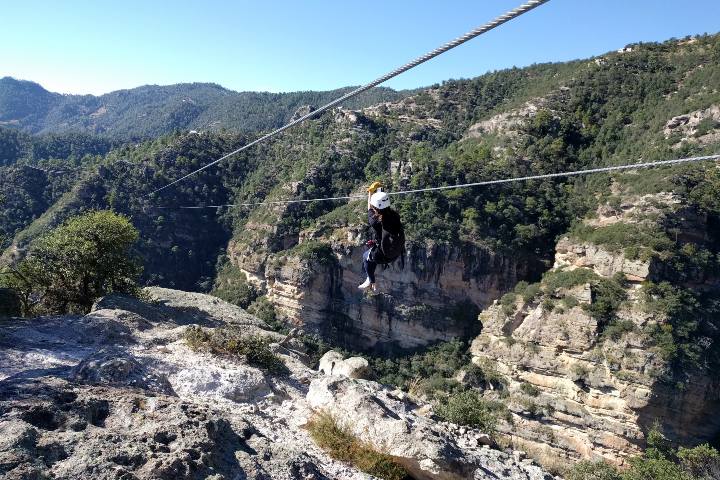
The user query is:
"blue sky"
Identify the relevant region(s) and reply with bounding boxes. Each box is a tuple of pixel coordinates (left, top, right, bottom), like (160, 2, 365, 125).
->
(2, 0, 719, 95)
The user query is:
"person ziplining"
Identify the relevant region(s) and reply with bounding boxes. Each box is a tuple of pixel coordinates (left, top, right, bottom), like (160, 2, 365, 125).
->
(359, 182, 406, 291)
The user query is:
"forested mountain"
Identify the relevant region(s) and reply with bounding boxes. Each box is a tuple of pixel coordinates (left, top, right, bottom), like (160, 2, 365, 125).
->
(3, 32, 720, 474)
(0, 77, 412, 140)
(2, 34, 719, 288)
(0, 126, 114, 166)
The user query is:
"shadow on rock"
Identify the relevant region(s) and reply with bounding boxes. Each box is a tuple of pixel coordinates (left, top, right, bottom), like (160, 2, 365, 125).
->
(93, 294, 225, 328)
(71, 348, 176, 396)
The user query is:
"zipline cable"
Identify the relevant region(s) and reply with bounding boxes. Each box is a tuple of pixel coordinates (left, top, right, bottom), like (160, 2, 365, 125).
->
(157, 153, 720, 209)
(146, 0, 551, 198)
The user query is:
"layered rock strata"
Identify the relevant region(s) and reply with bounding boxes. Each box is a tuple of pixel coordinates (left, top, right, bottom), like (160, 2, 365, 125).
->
(470, 195, 720, 468)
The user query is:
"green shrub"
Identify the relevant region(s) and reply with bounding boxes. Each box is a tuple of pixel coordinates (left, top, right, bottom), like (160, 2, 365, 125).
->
(567, 430, 720, 480)
(601, 319, 637, 341)
(570, 223, 674, 257)
(247, 296, 286, 333)
(368, 339, 472, 396)
(567, 461, 622, 480)
(184, 324, 213, 349)
(212, 264, 258, 309)
(500, 292, 518, 316)
(570, 363, 590, 383)
(641, 282, 720, 381)
(678, 443, 720, 479)
(623, 456, 693, 480)
(694, 117, 719, 137)
(562, 295, 580, 308)
(1, 210, 140, 315)
(521, 283, 542, 302)
(291, 241, 337, 265)
(307, 412, 409, 480)
(183, 326, 287, 374)
(543, 268, 598, 293)
(520, 382, 540, 397)
(542, 298, 555, 312)
(518, 397, 544, 418)
(434, 390, 504, 433)
(462, 359, 505, 390)
(474, 358, 505, 387)
(513, 281, 530, 294)
(583, 277, 627, 323)
(623, 426, 692, 480)
(298, 333, 334, 367)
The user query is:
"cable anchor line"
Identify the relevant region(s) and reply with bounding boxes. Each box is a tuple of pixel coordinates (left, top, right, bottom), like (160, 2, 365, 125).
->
(157, 154, 720, 210)
(146, 0, 551, 197)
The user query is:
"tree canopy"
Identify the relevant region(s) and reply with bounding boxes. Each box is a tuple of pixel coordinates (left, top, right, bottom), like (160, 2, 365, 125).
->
(1, 210, 141, 314)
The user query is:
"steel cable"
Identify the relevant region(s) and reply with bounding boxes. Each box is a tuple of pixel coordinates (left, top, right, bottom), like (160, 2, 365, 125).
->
(157, 153, 720, 209)
(147, 0, 551, 197)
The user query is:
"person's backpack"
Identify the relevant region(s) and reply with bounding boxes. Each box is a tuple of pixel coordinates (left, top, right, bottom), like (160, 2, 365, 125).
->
(380, 221, 405, 267)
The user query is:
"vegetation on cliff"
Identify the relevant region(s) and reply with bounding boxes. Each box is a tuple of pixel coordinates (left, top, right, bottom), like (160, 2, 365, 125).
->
(2, 33, 720, 472)
(569, 428, 720, 480)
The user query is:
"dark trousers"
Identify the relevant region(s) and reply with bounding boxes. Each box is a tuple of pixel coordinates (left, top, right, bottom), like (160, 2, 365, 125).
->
(363, 248, 377, 283)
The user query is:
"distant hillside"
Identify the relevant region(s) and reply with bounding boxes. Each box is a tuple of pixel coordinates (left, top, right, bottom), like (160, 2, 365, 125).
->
(0, 78, 413, 140)
(3, 32, 720, 475)
(2, 33, 719, 291)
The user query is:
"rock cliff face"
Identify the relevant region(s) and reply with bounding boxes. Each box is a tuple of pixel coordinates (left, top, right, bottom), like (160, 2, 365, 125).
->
(469, 194, 720, 468)
(0, 287, 554, 480)
(229, 219, 543, 352)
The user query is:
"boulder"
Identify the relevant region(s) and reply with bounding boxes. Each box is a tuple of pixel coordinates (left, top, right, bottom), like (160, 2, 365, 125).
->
(318, 350, 370, 379)
(0, 377, 331, 480)
(334, 357, 370, 379)
(307, 376, 552, 480)
(318, 350, 344, 375)
(71, 348, 175, 395)
(94, 288, 276, 336)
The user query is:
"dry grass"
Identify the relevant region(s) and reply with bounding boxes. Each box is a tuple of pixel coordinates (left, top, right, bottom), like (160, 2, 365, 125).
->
(307, 411, 410, 480)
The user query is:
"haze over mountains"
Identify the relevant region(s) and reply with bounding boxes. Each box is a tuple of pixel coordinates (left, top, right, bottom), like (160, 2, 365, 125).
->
(0, 76, 411, 140)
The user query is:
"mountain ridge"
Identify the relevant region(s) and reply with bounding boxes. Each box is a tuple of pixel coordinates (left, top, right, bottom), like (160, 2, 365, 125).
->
(2, 32, 720, 474)
(0, 76, 414, 140)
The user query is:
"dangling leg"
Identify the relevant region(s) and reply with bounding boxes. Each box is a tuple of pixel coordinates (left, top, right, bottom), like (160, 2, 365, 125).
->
(359, 249, 377, 290)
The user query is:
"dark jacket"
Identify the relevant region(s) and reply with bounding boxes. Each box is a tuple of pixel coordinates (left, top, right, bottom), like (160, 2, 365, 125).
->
(368, 208, 404, 264)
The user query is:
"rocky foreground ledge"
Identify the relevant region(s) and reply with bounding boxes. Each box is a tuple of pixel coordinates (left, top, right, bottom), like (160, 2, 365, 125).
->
(0, 287, 554, 480)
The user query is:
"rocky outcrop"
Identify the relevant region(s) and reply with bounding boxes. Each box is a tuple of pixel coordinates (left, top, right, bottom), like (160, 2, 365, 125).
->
(318, 350, 370, 379)
(465, 100, 545, 139)
(469, 195, 720, 468)
(0, 377, 331, 480)
(663, 104, 720, 146)
(230, 232, 543, 352)
(290, 104, 316, 122)
(0, 287, 554, 479)
(307, 376, 553, 480)
(226, 199, 545, 352)
(554, 237, 656, 281)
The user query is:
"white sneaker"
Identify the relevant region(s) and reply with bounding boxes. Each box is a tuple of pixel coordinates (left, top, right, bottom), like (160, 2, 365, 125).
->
(358, 277, 373, 290)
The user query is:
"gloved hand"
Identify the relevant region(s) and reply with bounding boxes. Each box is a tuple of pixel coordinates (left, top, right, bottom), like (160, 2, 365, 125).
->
(367, 181, 383, 194)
